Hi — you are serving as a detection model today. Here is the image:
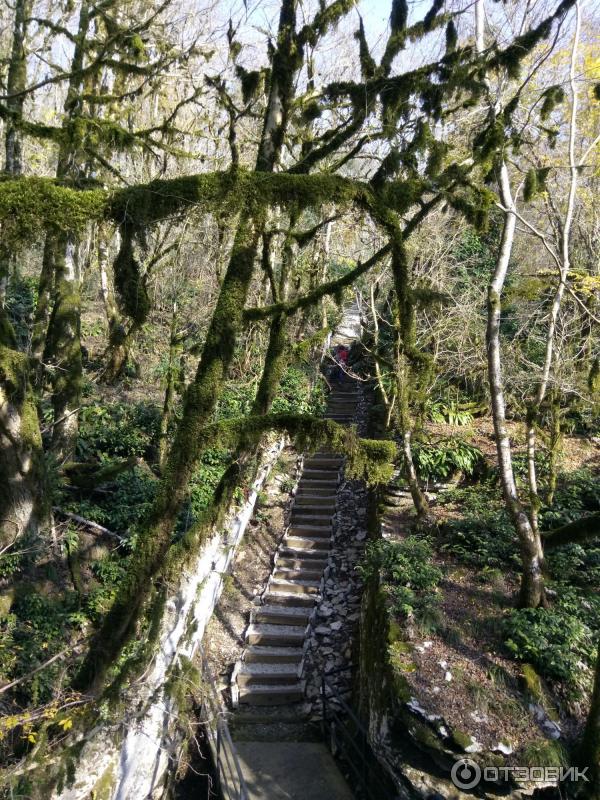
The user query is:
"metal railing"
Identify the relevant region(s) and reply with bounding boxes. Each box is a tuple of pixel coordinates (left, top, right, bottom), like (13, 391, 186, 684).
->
(198, 646, 249, 800)
(321, 671, 398, 800)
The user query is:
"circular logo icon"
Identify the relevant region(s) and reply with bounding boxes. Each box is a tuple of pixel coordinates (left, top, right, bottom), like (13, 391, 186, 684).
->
(451, 758, 482, 790)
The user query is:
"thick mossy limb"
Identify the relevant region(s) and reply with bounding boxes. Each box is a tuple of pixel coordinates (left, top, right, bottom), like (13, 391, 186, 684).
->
(0, 177, 105, 245)
(543, 512, 600, 550)
(194, 412, 396, 486)
(0, 172, 375, 244)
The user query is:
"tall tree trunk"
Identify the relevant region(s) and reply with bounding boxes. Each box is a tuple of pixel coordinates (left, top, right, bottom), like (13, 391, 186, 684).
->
(390, 241, 430, 519)
(476, 0, 545, 607)
(487, 164, 546, 608)
(36, 2, 91, 461)
(45, 236, 83, 462)
(159, 303, 184, 470)
(0, 0, 31, 340)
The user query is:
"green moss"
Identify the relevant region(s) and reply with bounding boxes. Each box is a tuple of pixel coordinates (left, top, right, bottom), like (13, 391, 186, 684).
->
(387, 618, 405, 644)
(0, 345, 42, 451)
(450, 729, 475, 751)
(90, 762, 116, 800)
(409, 717, 446, 752)
(0, 171, 378, 248)
(113, 223, 150, 324)
(520, 663, 543, 699)
(0, 177, 105, 244)
(520, 739, 568, 769)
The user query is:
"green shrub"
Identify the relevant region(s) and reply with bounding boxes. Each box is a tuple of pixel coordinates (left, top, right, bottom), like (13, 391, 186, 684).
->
(359, 536, 442, 618)
(64, 466, 158, 533)
(412, 438, 483, 482)
(178, 447, 231, 533)
(77, 401, 161, 461)
(541, 468, 600, 529)
(427, 399, 474, 426)
(503, 604, 596, 687)
(272, 367, 320, 416)
(86, 554, 130, 621)
(441, 513, 520, 569)
(215, 384, 255, 420)
(8, 590, 82, 705)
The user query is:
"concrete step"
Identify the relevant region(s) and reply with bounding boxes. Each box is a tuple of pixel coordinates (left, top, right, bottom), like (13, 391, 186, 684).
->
(237, 662, 300, 686)
(252, 604, 312, 625)
(238, 682, 305, 705)
(266, 590, 316, 607)
(303, 457, 343, 469)
(275, 551, 327, 572)
(297, 482, 338, 494)
(278, 546, 329, 562)
(269, 579, 320, 597)
(290, 513, 333, 525)
(273, 566, 323, 581)
(293, 494, 337, 506)
(285, 536, 330, 551)
(247, 623, 307, 646)
(296, 486, 337, 497)
(288, 525, 331, 538)
(302, 469, 340, 481)
(244, 645, 303, 664)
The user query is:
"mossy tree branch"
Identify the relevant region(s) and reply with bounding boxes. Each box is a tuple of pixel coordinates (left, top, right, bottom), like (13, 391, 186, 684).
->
(543, 513, 600, 550)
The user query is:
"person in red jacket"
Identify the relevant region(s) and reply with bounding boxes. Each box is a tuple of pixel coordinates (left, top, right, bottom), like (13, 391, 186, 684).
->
(333, 344, 349, 384)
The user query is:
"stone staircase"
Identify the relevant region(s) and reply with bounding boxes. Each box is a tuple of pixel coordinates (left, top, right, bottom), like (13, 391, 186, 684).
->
(231, 382, 359, 708)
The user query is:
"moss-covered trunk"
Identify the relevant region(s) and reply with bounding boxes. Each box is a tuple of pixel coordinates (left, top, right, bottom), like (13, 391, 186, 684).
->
(98, 226, 136, 384)
(159, 303, 185, 470)
(0, 0, 31, 341)
(0, 345, 49, 550)
(76, 211, 266, 690)
(44, 235, 83, 462)
(390, 240, 430, 519)
(31, 1, 91, 459)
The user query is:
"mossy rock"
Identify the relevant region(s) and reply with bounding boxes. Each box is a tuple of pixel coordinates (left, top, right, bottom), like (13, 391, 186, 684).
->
(401, 714, 454, 771)
(450, 729, 476, 752)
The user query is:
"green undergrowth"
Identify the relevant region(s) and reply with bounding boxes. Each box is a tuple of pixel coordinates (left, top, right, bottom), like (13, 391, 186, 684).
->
(437, 469, 600, 696)
(359, 536, 442, 628)
(411, 437, 483, 482)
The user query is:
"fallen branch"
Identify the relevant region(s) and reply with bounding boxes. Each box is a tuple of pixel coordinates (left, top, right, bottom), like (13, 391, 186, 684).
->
(53, 509, 125, 543)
